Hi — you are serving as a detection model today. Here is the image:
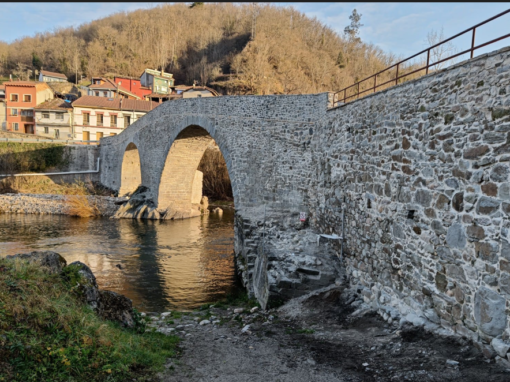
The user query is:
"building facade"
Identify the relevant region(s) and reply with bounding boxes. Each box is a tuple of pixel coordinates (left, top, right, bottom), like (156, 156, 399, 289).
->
(72, 96, 159, 141)
(4, 81, 54, 134)
(87, 78, 140, 99)
(113, 76, 152, 99)
(34, 98, 73, 139)
(39, 70, 68, 83)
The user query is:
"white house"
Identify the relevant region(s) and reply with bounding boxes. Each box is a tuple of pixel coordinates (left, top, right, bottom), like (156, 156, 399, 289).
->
(39, 70, 68, 83)
(34, 98, 73, 139)
(72, 96, 159, 141)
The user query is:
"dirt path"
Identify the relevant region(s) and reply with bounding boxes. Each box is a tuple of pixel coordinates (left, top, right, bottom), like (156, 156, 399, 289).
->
(155, 287, 510, 382)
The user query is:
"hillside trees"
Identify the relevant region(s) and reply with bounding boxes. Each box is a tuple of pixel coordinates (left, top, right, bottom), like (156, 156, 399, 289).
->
(0, 3, 395, 94)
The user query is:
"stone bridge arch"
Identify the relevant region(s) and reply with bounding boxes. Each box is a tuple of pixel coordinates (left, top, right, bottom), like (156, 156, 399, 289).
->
(153, 116, 237, 219)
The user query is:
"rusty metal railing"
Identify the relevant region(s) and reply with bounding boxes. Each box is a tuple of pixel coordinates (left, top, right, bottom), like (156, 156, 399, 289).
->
(332, 9, 510, 107)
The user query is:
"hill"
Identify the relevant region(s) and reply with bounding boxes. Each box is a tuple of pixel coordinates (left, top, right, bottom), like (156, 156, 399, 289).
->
(0, 3, 396, 95)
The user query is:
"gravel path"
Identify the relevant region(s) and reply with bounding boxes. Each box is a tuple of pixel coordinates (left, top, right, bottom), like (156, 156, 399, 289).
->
(149, 287, 510, 382)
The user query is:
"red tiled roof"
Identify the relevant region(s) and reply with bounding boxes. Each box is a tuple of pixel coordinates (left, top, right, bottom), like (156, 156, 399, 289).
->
(4, 81, 51, 91)
(73, 95, 159, 112)
(88, 78, 140, 99)
(35, 98, 73, 111)
(40, 70, 67, 80)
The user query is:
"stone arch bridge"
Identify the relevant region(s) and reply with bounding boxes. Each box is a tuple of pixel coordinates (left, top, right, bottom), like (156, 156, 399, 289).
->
(101, 47, 510, 346)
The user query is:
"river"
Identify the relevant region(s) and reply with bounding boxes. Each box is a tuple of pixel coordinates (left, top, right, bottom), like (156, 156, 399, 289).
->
(0, 210, 236, 312)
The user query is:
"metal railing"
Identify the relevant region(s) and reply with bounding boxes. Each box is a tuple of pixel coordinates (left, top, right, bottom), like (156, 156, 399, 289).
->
(332, 9, 510, 107)
(0, 137, 99, 145)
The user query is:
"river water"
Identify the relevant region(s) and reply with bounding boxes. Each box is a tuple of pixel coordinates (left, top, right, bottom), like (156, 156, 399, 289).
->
(0, 211, 236, 312)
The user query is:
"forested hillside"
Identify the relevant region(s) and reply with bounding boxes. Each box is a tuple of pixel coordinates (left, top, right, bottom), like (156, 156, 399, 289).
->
(0, 3, 396, 95)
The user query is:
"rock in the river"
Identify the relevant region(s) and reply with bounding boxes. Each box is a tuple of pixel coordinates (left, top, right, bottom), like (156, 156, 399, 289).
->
(98, 290, 135, 328)
(199, 320, 210, 326)
(6, 251, 67, 274)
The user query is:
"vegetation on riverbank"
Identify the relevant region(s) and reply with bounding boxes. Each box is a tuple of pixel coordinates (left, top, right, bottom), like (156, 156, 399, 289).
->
(0, 177, 113, 196)
(198, 146, 233, 201)
(0, 258, 179, 382)
(0, 142, 70, 174)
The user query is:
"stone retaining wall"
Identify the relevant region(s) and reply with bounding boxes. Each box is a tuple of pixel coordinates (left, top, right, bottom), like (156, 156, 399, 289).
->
(311, 47, 510, 346)
(0, 193, 121, 217)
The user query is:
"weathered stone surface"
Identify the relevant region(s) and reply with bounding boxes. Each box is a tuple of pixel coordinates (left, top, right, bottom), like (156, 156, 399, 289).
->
(415, 189, 432, 207)
(69, 261, 100, 310)
(490, 164, 510, 182)
(98, 290, 135, 328)
(446, 223, 466, 249)
(463, 145, 489, 159)
(435, 194, 450, 210)
(6, 251, 66, 274)
(481, 183, 498, 197)
(491, 338, 510, 358)
(474, 287, 507, 337)
(476, 197, 501, 215)
(466, 225, 485, 240)
(452, 192, 464, 212)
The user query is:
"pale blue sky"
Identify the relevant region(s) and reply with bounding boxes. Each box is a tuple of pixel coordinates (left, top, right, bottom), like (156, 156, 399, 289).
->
(1, 3, 509, 60)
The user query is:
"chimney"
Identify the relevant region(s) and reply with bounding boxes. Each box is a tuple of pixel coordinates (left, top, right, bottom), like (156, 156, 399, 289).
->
(161, 68, 164, 76)
(9, 74, 12, 82)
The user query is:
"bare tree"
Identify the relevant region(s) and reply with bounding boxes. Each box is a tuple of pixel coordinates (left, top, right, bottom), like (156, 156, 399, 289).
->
(427, 28, 457, 70)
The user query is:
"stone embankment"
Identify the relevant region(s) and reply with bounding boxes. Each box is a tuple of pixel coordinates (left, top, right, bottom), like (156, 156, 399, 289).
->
(0, 193, 122, 217)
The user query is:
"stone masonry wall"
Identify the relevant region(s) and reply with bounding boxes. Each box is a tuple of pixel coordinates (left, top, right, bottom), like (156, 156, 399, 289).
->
(311, 47, 510, 346)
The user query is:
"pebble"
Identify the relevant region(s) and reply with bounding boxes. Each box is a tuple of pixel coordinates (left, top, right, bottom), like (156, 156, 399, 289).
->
(234, 308, 244, 314)
(250, 307, 259, 313)
(161, 312, 172, 318)
(446, 359, 459, 366)
(200, 320, 210, 326)
(241, 325, 251, 333)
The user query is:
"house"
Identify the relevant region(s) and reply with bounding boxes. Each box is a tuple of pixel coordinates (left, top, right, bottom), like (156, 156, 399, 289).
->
(87, 78, 140, 100)
(174, 85, 219, 98)
(34, 98, 73, 139)
(72, 95, 159, 141)
(0, 85, 5, 130)
(4, 81, 54, 134)
(140, 69, 175, 95)
(113, 76, 152, 99)
(39, 70, 68, 83)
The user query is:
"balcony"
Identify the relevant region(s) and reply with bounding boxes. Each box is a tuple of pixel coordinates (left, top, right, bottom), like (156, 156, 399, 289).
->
(21, 116, 34, 123)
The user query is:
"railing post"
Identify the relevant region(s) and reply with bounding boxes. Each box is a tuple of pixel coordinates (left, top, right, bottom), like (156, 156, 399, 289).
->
(395, 63, 399, 85)
(471, 27, 476, 58)
(357, 82, 360, 99)
(344, 89, 346, 103)
(426, 49, 430, 74)
(374, 75, 377, 93)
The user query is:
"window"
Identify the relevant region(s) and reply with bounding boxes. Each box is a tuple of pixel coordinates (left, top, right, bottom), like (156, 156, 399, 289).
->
(124, 116, 131, 127)
(97, 114, 103, 126)
(13, 123, 18, 131)
(42, 112, 50, 119)
(96, 132, 103, 140)
(23, 94, 31, 102)
(103, 91, 107, 97)
(44, 126, 49, 134)
(21, 110, 33, 117)
(95, 80, 101, 85)
(54, 129, 60, 139)
(83, 113, 90, 125)
(55, 113, 64, 120)
(10, 94, 18, 102)
(110, 133, 116, 136)
(110, 115, 117, 127)
(95, 91, 99, 97)
(11, 109, 18, 116)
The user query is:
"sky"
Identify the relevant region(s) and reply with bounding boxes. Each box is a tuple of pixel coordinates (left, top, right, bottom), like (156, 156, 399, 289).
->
(0, 2, 509, 60)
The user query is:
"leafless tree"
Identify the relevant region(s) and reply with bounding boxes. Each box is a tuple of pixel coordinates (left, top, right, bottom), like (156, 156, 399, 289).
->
(427, 28, 457, 70)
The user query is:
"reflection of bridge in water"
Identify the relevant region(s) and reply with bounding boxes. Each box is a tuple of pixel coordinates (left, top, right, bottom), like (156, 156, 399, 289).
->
(0, 212, 235, 311)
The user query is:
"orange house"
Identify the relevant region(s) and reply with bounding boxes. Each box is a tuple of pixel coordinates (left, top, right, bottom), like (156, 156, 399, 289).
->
(4, 81, 54, 134)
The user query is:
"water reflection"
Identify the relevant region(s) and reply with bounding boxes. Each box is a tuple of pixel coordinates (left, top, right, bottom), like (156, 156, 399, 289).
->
(0, 211, 235, 311)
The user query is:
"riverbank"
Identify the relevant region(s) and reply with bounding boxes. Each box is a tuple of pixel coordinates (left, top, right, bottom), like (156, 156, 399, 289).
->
(0, 193, 123, 217)
(156, 286, 510, 382)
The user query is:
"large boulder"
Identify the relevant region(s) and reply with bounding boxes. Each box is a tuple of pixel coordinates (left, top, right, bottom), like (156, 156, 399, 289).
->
(98, 290, 135, 328)
(68, 261, 100, 310)
(474, 287, 507, 337)
(6, 251, 67, 274)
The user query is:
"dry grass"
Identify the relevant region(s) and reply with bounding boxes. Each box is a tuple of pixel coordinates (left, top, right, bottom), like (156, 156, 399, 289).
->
(64, 195, 101, 217)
